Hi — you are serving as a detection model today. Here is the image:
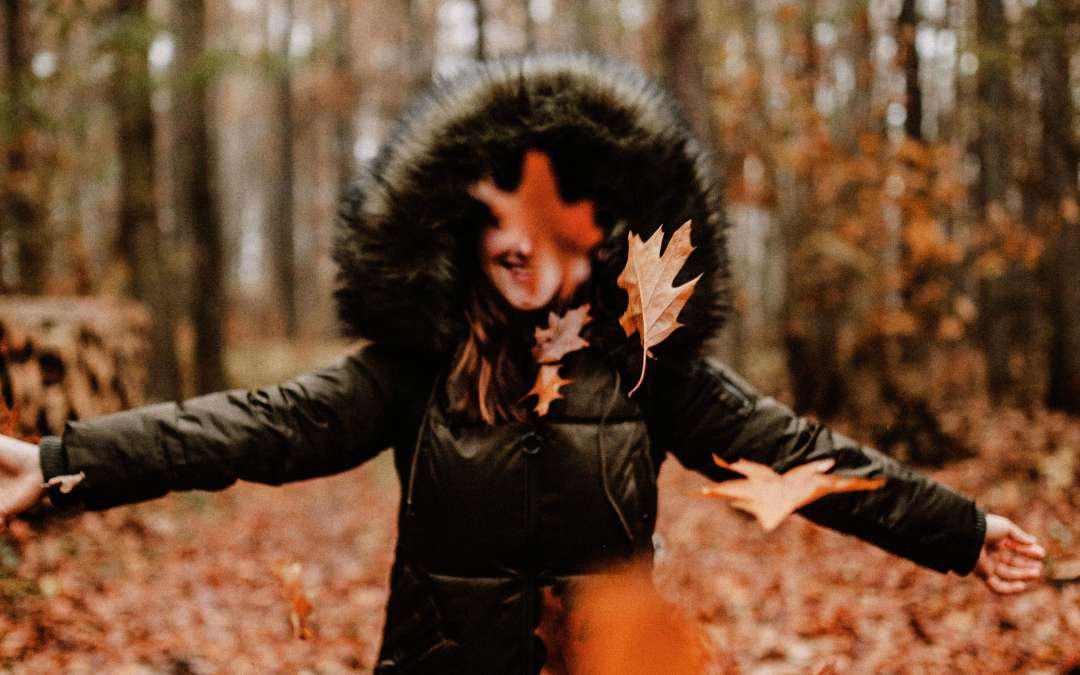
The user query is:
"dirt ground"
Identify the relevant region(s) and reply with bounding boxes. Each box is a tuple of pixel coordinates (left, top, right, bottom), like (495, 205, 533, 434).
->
(2, 346, 1078, 674)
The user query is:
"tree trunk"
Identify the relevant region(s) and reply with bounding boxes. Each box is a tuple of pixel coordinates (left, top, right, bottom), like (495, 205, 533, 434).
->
(333, 0, 357, 201)
(269, 0, 298, 338)
(1036, 0, 1080, 412)
(112, 0, 182, 401)
(897, 0, 922, 140)
(2, 0, 47, 293)
(524, 0, 536, 52)
(974, 0, 1020, 405)
(975, 0, 1008, 211)
(407, 0, 433, 95)
(174, 0, 227, 393)
(473, 0, 486, 60)
(656, 0, 716, 151)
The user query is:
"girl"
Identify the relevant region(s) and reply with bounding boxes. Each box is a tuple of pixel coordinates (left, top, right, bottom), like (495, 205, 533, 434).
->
(0, 55, 1045, 674)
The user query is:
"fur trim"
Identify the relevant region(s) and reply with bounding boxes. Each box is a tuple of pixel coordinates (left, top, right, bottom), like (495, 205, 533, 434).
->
(333, 53, 730, 360)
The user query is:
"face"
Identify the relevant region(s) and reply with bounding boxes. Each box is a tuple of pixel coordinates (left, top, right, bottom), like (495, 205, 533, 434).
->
(472, 151, 603, 311)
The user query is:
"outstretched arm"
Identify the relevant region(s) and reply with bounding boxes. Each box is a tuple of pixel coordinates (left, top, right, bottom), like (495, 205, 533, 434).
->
(644, 356, 1043, 592)
(2, 345, 427, 516)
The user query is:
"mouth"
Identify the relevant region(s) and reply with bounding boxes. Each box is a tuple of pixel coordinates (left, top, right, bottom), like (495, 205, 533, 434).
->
(496, 253, 532, 282)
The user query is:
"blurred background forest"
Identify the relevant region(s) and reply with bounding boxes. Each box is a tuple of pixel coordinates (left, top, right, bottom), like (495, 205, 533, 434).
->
(3, 0, 1080, 448)
(2, 0, 1080, 673)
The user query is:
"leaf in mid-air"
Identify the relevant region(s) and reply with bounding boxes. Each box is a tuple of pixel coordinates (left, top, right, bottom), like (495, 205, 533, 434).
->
(526, 305, 591, 416)
(617, 220, 701, 396)
(699, 455, 886, 532)
(527, 364, 573, 417)
(533, 303, 591, 364)
(470, 150, 603, 303)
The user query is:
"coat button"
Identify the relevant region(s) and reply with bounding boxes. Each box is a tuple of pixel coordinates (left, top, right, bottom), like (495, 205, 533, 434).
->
(519, 431, 544, 455)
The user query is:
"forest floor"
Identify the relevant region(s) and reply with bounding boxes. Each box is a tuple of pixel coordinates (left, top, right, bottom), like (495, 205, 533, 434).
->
(2, 341, 1079, 674)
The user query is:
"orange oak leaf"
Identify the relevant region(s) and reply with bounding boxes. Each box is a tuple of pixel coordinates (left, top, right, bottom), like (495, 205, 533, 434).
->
(533, 303, 591, 364)
(527, 364, 572, 417)
(617, 220, 701, 396)
(699, 455, 885, 532)
(470, 150, 603, 303)
(527, 305, 591, 416)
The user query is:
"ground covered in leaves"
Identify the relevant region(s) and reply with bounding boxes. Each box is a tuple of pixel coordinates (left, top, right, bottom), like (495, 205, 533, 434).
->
(2, 351, 1078, 674)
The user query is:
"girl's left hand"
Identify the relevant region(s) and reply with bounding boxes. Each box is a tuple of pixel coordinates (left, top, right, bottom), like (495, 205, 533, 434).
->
(974, 513, 1045, 594)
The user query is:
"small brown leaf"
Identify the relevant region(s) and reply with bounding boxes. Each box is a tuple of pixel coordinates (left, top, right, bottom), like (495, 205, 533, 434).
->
(272, 562, 314, 640)
(699, 455, 885, 531)
(617, 221, 701, 396)
(533, 304, 591, 364)
(527, 364, 572, 417)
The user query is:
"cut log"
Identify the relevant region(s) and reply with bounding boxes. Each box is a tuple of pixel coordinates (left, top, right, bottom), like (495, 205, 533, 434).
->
(0, 296, 151, 437)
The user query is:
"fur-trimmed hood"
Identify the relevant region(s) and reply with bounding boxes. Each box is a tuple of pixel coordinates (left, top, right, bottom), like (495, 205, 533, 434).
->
(333, 53, 730, 361)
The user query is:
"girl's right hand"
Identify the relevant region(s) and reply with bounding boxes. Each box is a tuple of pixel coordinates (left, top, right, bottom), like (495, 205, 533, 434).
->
(0, 434, 44, 531)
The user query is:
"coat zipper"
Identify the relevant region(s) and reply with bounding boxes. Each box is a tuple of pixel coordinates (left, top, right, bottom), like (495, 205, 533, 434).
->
(520, 430, 542, 675)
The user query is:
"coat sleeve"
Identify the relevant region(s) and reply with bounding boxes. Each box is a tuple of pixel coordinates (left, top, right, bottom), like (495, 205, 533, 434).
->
(644, 356, 986, 576)
(38, 345, 414, 511)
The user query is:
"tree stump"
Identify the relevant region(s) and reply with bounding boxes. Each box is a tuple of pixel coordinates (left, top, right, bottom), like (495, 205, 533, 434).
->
(0, 296, 151, 438)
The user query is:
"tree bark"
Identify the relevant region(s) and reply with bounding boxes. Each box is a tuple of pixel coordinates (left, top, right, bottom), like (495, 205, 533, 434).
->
(174, 0, 227, 393)
(1036, 0, 1080, 412)
(524, 0, 536, 52)
(897, 0, 922, 140)
(269, 0, 298, 338)
(974, 0, 1019, 405)
(2, 0, 47, 293)
(656, 0, 716, 150)
(112, 0, 182, 401)
(975, 0, 1008, 210)
(473, 0, 486, 60)
(333, 0, 357, 201)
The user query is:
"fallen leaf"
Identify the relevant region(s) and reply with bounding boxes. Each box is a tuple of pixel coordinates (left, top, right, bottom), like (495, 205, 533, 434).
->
(272, 562, 314, 640)
(44, 472, 85, 494)
(533, 304, 591, 364)
(617, 221, 701, 395)
(527, 364, 572, 417)
(699, 455, 885, 532)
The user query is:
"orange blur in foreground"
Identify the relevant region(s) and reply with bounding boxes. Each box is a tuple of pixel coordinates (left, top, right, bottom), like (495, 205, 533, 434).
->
(538, 563, 711, 675)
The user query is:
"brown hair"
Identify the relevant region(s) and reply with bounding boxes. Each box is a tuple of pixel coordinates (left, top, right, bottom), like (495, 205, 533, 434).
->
(447, 275, 536, 426)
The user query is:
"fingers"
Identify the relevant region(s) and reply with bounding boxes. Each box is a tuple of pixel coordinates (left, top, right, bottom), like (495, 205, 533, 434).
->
(984, 573, 1029, 595)
(991, 560, 1042, 582)
(1003, 536, 1046, 561)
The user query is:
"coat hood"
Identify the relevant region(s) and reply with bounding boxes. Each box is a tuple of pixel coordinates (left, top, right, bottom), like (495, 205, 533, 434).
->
(333, 53, 730, 361)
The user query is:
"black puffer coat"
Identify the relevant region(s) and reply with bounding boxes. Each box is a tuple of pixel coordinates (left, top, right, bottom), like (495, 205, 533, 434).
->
(39, 55, 986, 675)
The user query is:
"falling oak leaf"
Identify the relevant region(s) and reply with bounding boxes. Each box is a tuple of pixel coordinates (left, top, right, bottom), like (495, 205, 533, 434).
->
(699, 455, 885, 532)
(470, 150, 603, 304)
(526, 304, 591, 416)
(527, 364, 572, 417)
(533, 303, 591, 364)
(618, 220, 701, 396)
